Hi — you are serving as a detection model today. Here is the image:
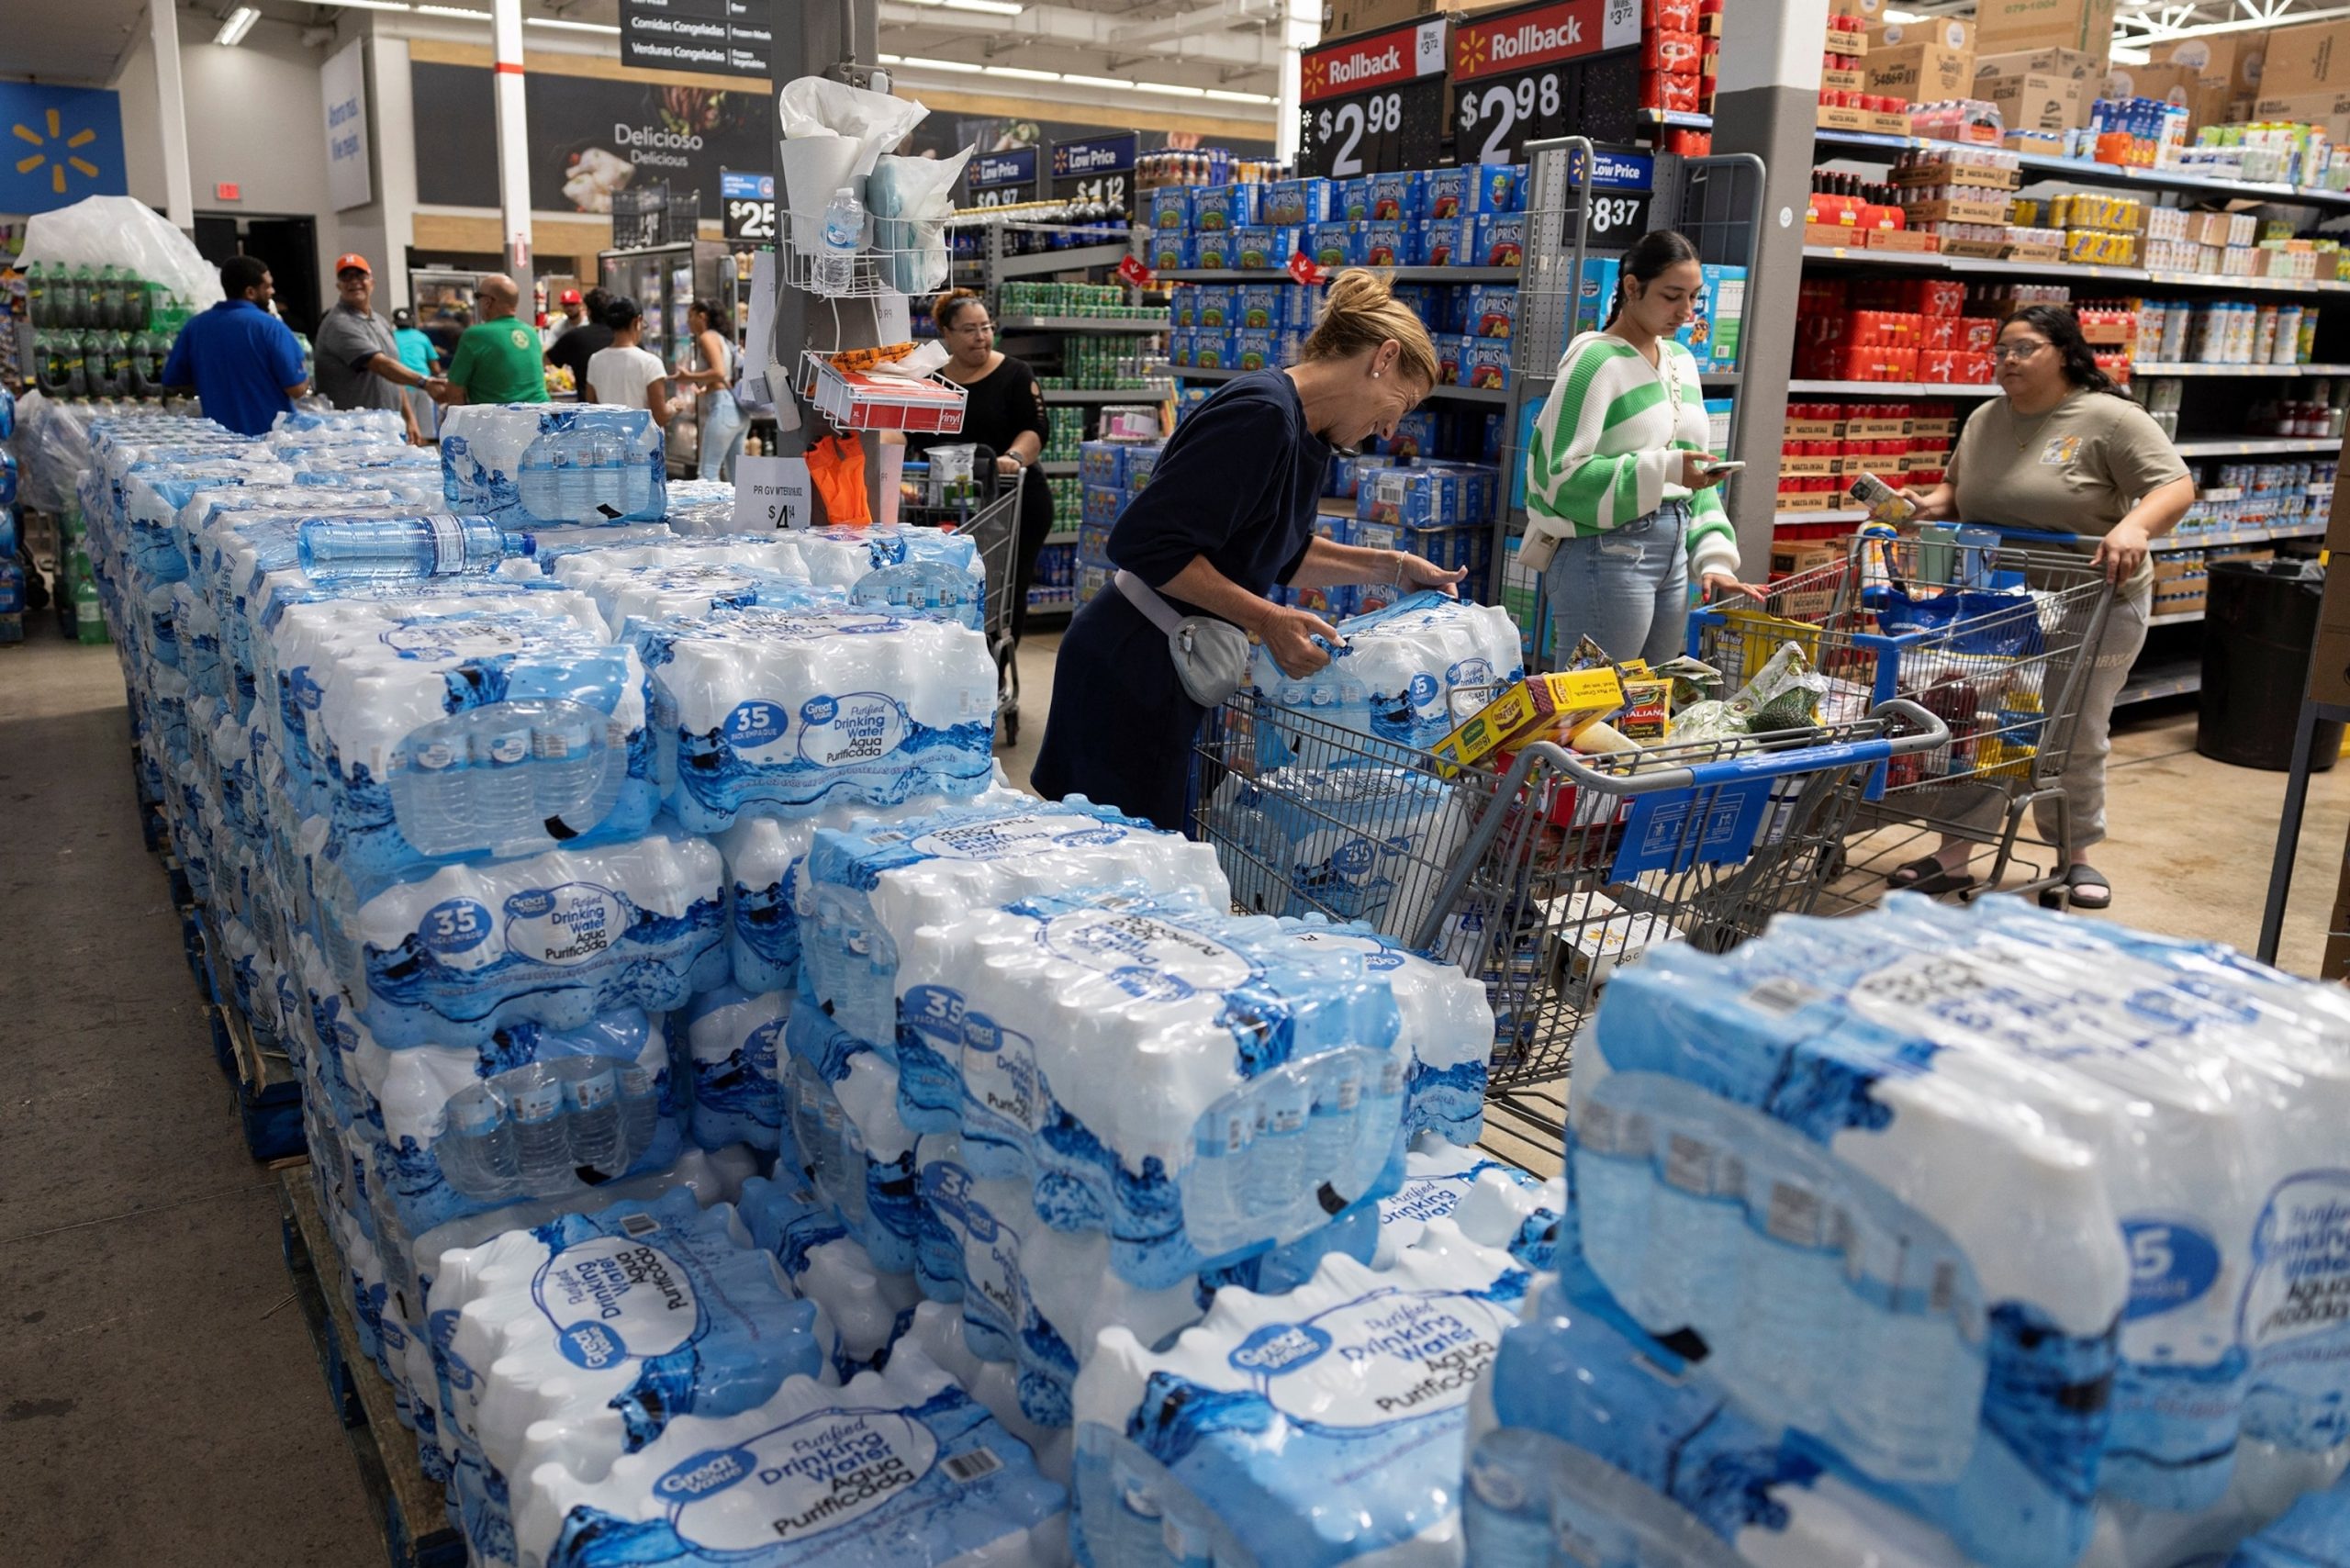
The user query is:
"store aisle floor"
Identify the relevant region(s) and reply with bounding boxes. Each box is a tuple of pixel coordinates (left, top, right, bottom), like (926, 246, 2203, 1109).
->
(0, 632, 382, 1566)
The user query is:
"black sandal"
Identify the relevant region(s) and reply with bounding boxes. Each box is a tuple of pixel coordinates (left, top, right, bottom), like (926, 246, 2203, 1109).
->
(1886, 854, 1978, 897)
(2041, 863, 2112, 911)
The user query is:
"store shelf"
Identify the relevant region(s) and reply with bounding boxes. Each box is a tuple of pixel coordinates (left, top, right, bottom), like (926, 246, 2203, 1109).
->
(1158, 266, 1519, 284)
(2149, 608, 2208, 626)
(2157, 523, 2324, 552)
(1773, 509, 1865, 525)
(993, 242, 1136, 279)
(1802, 243, 2350, 294)
(997, 316, 1164, 333)
(1641, 109, 1715, 129)
(1787, 379, 2001, 398)
(1699, 370, 1741, 387)
(1037, 460, 1080, 476)
(2169, 436, 2343, 456)
(2135, 364, 2350, 378)
(1175, 364, 1510, 403)
(2116, 659, 2202, 706)
(1816, 128, 2350, 210)
(1042, 386, 1169, 404)
(1044, 530, 1079, 546)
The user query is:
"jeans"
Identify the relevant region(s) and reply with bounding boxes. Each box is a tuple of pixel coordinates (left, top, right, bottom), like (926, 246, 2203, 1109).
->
(1542, 499, 1692, 666)
(697, 394, 747, 482)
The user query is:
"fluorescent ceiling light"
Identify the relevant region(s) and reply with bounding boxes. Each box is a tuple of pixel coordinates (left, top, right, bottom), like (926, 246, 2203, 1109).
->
(1133, 81, 1207, 96)
(1203, 88, 1276, 104)
(1880, 7, 1923, 20)
(899, 55, 985, 73)
(414, 4, 488, 17)
(989, 66, 1064, 82)
(942, 0, 1025, 13)
(878, 52, 904, 62)
(215, 6, 260, 44)
(527, 17, 621, 31)
(331, 0, 414, 11)
(1059, 73, 1133, 90)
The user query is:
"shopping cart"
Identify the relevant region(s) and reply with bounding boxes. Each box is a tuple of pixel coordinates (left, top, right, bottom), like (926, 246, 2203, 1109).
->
(901, 444, 1026, 745)
(1692, 527, 2113, 910)
(1188, 690, 1947, 1158)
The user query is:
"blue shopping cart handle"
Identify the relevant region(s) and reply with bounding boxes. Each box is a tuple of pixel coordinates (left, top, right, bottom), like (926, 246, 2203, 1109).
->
(1509, 699, 1949, 797)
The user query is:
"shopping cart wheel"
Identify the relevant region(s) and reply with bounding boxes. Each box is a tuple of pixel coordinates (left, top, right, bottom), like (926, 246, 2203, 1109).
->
(1002, 709, 1020, 745)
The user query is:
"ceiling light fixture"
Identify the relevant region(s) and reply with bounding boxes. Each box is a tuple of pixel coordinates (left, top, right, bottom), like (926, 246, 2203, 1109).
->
(1132, 81, 1207, 96)
(215, 6, 261, 45)
(1203, 88, 1277, 104)
(527, 17, 621, 31)
(940, 0, 1026, 13)
(330, 0, 416, 11)
(414, 4, 489, 17)
(899, 55, 986, 73)
(988, 66, 1064, 82)
(1058, 73, 1134, 90)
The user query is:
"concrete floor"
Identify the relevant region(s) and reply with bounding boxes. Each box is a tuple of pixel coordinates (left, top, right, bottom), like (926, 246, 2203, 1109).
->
(2, 617, 2343, 1567)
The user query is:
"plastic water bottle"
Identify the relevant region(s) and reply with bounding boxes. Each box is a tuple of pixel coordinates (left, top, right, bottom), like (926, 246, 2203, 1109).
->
(509, 1063, 571, 1185)
(1307, 1055, 1363, 1194)
(403, 737, 470, 855)
(531, 712, 599, 823)
(1570, 1103, 1656, 1321)
(816, 185, 865, 295)
(1642, 1129, 1745, 1337)
(1109, 1460, 1164, 1568)
(1836, 1232, 1984, 1483)
(24, 263, 48, 329)
(1163, 1509, 1214, 1568)
(440, 1084, 520, 1200)
(518, 441, 561, 521)
(67, 263, 94, 328)
(1189, 1103, 1250, 1249)
(94, 264, 120, 329)
(617, 1063, 660, 1159)
(1462, 1428, 1563, 1568)
(1249, 1074, 1311, 1218)
(1732, 1172, 1848, 1436)
(1348, 1054, 1407, 1196)
(788, 1058, 826, 1180)
(562, 1058, 622, 1171)
(471, 717, 536, 845)
(297, 516, 533, 582)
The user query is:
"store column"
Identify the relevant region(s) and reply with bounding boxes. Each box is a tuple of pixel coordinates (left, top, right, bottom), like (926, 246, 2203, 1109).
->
(490, 0, 533, 284)
(147, 0, 195, 230)
(1707, 0, 1828, 574)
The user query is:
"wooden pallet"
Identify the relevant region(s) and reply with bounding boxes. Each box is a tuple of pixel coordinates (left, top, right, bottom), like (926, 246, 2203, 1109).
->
(220, 1002, 306, 1163)
(279, 1171, 465, 1568)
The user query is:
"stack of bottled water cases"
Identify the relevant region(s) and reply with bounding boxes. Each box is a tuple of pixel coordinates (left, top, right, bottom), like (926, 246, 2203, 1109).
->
(1459, 892, 2350, 1568)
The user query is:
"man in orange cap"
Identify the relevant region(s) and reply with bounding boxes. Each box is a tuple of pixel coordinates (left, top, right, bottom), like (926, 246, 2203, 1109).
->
(545, 286, 588, 348)
(315, 252, 443, 442)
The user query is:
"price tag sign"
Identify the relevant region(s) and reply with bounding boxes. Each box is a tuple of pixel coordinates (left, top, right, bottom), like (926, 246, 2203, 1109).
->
(1565, 142, 1656, 246)
(1116, 254, 1158, 289)
(1051, 133, 1137, 217)
(1449, 0, 1639, 164)
(1299, 17, 1449, 180)
(733, 455, 811, 532)
(968, 147, 1039, 210)
(1287, 252, 1329, 286)
(720, 170, 776, 245)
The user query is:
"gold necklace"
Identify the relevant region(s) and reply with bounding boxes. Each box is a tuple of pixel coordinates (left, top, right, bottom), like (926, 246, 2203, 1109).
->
(2009, 399, 2059, 454)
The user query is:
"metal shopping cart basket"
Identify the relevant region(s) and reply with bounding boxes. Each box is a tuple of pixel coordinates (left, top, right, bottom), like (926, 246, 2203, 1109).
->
(1692, 527, 2114, 910)
(901, 444, 1027, 745)
(1188, 690, 1947, 1156)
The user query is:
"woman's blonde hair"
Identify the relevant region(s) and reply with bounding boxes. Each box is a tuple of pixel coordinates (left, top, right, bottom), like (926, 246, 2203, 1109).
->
(1302, 268, 1438, 388)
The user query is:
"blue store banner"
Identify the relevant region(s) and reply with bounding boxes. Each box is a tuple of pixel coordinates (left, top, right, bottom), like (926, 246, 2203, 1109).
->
(0, 84, 128, 213)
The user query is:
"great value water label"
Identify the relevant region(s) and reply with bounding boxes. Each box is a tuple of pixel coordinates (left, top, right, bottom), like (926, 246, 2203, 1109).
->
(720, 610, 908, 643)
(655, 1409, 939, 1548)
(506, 882, 627, 967)
(905, 813, 1135, 862)
(379, 622, 533, 661)
(1231, 1285, 1512, 1428)
(2241, 1170, 2350, 1447)
(1036, 909, 1258, 999)
(797, 694, 907, 768)
(420, 896, 497, 964)
(1290, 928, 1408, 972)
(533, 1232, 704, 1369)
(923, 1160, 1031, 1354)
(959, 1010, 1050, 1145)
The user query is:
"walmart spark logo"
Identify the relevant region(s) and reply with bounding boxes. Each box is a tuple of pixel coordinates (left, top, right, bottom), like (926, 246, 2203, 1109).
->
(15, 107, 101, 196)
(0, 84, 126, 212)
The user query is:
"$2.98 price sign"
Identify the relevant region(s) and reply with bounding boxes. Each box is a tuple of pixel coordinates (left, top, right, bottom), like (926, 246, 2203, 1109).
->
(1299, 17, 1447, 180)
(1449, 0, 1639, 163)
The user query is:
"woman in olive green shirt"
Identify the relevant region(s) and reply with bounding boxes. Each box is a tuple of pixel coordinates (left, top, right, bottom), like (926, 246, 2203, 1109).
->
(1897, 304, 2193, 910)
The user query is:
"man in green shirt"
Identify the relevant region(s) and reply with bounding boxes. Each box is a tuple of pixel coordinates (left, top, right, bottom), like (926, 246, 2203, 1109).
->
(434, 273, 548, 406)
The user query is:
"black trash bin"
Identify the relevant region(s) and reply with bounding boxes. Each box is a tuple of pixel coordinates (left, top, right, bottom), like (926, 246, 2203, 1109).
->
(2198, 559, 2341, 771)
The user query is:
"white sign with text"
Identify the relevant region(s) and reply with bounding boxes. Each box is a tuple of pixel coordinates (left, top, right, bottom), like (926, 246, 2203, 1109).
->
(733, 454, 811, 532)
(322, 38, 372, 211)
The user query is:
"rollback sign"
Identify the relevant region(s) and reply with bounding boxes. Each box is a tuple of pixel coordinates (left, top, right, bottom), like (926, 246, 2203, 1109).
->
(1299, 17, 1449, 180)
(1450, 0, 1641, 163)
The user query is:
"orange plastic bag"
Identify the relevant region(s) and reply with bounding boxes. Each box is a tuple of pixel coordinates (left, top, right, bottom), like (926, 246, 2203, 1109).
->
(807, 432, 871, 525)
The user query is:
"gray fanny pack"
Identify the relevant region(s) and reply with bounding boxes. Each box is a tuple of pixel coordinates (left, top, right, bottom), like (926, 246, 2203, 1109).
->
(1114, 569, 1253, 707)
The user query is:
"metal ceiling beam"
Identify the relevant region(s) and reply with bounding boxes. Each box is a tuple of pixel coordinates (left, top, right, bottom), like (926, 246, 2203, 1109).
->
(876, 0, 1288, 70)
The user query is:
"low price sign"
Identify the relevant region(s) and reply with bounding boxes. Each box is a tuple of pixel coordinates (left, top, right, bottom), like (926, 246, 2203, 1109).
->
(968, 147, 1038, 210)
(1298, 17, 1449, 180)
(1566, 142, 1656, 245)
(1450, 0, 1639, 163)
(1051, 133, 1136, 216)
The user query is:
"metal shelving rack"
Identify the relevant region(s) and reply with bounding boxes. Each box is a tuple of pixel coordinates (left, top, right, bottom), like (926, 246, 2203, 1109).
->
(1757, 126, 2350, 708)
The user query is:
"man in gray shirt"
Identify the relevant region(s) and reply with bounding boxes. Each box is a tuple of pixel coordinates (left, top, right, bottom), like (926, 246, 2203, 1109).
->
(314, 253, 442, 442)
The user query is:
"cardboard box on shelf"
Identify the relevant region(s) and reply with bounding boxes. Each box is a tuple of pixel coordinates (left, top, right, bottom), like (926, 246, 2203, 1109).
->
(1982, 68, 2091, 132)
(1868, 39, 1977, 103)
(1977, 45, 2104, 82)
(1975, 0, 2115, 62)
(2110, 37, 2244, 129)
(1823, 67, 1867, 95)
(2254, 17, 2350, 99)
(2253, 89, 2350, 141)
(1869, 17, 1971, 52)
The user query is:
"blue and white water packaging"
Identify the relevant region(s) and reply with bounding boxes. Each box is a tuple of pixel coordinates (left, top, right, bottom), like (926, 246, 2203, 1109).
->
(1251, 590, 1523, 755)
(677, 985, 789, 1156)
(441, 404, 666, 530)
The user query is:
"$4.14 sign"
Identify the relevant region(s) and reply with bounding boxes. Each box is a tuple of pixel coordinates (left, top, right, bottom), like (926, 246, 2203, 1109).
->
(1449, 0, 1639, 163)
(1299, 17, 1448, 180)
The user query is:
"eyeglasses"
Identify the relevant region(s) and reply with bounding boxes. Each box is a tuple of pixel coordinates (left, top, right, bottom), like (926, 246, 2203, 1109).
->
(1986, 341, 2049, 363)
(952, 319, 994, 335)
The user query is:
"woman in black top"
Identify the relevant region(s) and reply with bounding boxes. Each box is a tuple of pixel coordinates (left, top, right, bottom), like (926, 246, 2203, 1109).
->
(1032, 270, 1463, 831)
(906, 289, 1055, 641)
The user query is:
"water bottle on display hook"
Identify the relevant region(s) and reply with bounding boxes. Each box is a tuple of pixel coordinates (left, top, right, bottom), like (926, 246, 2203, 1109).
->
(816, 185, 865, 295)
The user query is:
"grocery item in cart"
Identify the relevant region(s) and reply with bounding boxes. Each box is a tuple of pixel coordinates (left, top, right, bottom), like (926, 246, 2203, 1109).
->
(1253, 589, 1525, 755)
(1203, 759, 1474, 946)
(441, 403, 666, 530)
(1071, 1223, 1528, 1567)
(511, 1343, 1069, 1568)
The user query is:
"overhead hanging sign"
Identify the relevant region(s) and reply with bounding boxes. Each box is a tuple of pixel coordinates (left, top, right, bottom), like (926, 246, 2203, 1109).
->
(1450, 0, 1640, 164)
(1050, 132, 1136, 215)
(0, 83, 128, 214)
(619, 0, 771, 80)
(720, 169, 775, 243)
(1298, 17, 1449, 180)
(968, 146, 1038, 209)
(322, 38, 372, 211)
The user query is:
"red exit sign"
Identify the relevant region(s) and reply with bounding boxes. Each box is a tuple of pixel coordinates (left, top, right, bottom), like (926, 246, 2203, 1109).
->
(214, 182, 241, 202)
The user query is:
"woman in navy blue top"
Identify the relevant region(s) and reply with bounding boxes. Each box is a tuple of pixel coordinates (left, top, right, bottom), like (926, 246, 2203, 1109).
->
(1032, 270, 1463, 831)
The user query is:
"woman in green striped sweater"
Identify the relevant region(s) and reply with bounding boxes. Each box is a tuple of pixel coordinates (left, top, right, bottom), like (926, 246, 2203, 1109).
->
(1522, 230, 1760, 664)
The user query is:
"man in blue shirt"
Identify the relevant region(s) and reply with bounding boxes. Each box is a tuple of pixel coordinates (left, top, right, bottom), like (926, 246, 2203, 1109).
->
(160, 255, 310, 436)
